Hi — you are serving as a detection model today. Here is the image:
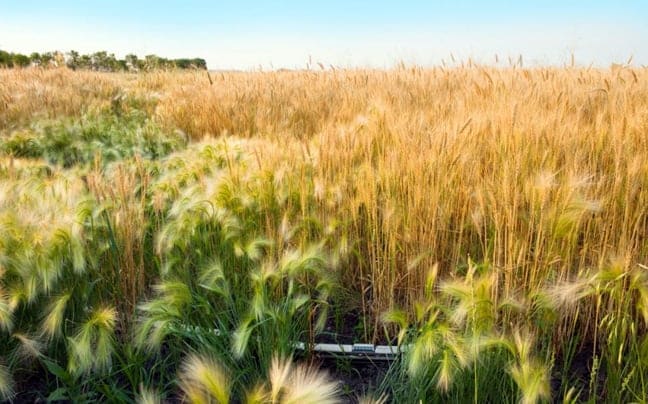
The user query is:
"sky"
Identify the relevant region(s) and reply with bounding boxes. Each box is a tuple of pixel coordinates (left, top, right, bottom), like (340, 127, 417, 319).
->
(0, 1, 647, 70)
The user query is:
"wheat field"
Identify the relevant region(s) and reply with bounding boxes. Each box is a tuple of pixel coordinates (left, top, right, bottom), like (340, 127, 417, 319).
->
(0, 66, 647, 402)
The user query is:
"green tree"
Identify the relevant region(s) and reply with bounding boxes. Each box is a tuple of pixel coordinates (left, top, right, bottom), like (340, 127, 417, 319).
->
(144, 54, 160, 70)
(41, 52, 54, 66)
(90, 51, 108, 70)
(124, 53, 140, 71)
(79, 54, 91, 69)
(12, 53, 30, 67)
(66, 50, 80, 69)
(0, 50, 11, 67)
(192, 58, 207, 69)
(0, 48, 207, 71)
(29, 52, 41, 65)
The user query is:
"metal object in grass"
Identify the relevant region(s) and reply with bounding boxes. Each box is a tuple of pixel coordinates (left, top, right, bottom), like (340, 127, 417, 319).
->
(294, 342, 407, 361)
(178, 324, 406, 361)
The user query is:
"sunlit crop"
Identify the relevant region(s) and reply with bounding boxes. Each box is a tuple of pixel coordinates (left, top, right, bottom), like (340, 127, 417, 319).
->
(0, 65, 646, 402)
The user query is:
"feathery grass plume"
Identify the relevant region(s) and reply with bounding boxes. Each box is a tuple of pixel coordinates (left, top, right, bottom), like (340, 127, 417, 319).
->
(68, 306, 117, 375)
(424, 262, 439, 300)
(267, 356, 340, 404)
(134, 315, 174, 352)
(440, 262, 497, 333)
(407, 327, 439, 378)
(509, 360, 551, 404)
(198, 258, 230, 298)
(546, 277, 591, 311)
(357, 393, 389, 404)
(249, 268, 271, 320)
(137, 385, 161, 404)
(135, 280, 193, 351)
(269, 355, 293, 401)
(408, 324, 472, 392)
(243, 237, 272, 262)
(0, 363, 14, 401)
(381, 308, 409, 345)
(436, 347, 459, 392)
(524, 290, 558, 331)
(41, 292, 71, 339)
(11, 332, 43, 362)
(495, 330, 551, 404)
(511, 329, 535, 363)
(562, 386, 581, 404)
(152, 280, 193, 315)
(0, 291, 14, 332)
(232, 316, 254, 358)
(178, 353, 230, 404)
(245, 384, 268, 404)
(279, 244, 328, 278)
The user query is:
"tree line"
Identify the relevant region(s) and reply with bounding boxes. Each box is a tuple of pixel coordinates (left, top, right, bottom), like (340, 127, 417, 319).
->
(0, 49, 207, 71)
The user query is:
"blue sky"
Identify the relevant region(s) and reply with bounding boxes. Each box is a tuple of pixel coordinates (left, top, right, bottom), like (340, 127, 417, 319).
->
(1, 1, 646, 69)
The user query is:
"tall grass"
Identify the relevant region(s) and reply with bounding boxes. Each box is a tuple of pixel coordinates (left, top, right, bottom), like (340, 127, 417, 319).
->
(133, 67, 648, 332)
(0, 64, 647, 401)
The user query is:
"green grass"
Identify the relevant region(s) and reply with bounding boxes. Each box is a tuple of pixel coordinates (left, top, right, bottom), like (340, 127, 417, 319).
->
(0, 113, 346, 400)
(1, 99, 185, 168)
